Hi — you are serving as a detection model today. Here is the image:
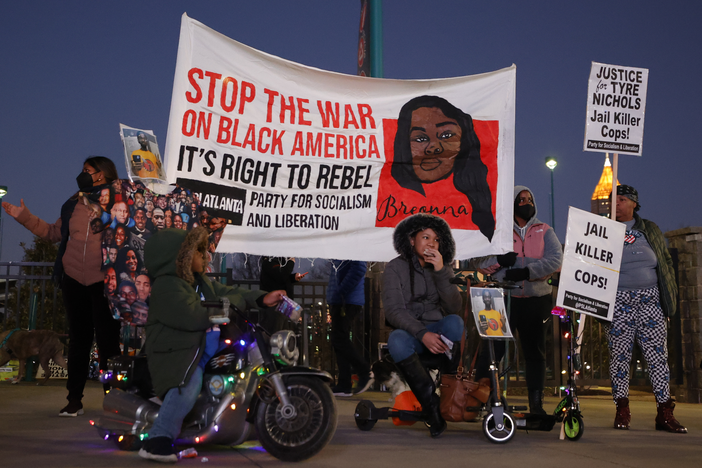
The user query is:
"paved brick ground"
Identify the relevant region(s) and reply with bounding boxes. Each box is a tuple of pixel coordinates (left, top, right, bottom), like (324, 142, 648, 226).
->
(1, 379, 701, 467)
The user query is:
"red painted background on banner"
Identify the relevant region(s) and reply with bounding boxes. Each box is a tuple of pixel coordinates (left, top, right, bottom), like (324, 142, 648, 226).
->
(375, 119, 499, 230)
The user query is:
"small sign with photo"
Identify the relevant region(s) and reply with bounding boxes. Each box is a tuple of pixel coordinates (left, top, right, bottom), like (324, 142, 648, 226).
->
(119, 124, 167, 183)
(470, 287, 513, 340)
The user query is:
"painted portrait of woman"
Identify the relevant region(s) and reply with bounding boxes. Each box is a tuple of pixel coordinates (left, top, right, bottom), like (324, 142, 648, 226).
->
(389, 95, 495, 241)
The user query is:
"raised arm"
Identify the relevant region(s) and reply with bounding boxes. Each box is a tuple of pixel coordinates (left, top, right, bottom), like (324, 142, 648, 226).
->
(3, 198, 62, 243)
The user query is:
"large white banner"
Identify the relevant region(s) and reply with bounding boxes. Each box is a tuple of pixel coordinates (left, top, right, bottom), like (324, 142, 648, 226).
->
(584, 62, 649, 156)
(164, 14, 516, 261)
(556, 207, 625, 321)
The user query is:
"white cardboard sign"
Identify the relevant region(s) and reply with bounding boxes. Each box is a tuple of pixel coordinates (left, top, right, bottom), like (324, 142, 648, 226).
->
(556, 207, 625, 321)
(584, 62, 648, 156)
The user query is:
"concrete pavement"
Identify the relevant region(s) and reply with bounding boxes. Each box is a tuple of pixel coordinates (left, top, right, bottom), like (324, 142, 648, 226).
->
(1, 379, 701, 467)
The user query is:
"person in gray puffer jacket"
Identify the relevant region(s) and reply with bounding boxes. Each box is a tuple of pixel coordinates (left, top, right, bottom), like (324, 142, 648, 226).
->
(382, 214, 463, 438)
(473, 185, 562, 414)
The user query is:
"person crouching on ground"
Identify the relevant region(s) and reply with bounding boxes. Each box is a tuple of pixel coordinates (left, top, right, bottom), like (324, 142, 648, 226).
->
(382, 214, 463, 438)
(138, 227, 285, 462)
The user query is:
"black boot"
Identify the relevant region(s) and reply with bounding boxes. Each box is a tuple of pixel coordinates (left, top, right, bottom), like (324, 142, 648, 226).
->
(396, 353, 446, 438)
(528, 389, 547, 415)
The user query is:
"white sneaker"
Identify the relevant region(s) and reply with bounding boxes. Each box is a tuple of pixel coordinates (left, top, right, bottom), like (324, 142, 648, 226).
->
(138, 437, 178, 463)
(58, 402, 84, 417)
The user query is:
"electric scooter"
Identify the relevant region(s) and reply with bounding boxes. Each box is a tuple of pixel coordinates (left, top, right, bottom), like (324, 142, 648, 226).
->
(354, 278, 527, 443)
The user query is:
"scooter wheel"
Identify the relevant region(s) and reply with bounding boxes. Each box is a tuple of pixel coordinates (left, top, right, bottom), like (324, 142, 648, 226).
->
(255, 376, 337, 462)
(483, 411, 515, 444)
(354, 400, 378, 431)
(563, 412, 584, 441)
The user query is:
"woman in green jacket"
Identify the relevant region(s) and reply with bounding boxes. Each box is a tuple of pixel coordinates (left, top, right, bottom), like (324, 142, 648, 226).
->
(139, 227, 285, 462)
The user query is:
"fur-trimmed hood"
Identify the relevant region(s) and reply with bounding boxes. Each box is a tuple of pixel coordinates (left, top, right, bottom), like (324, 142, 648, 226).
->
(392, 214, 456, 264)
(144, 227, 209, 285)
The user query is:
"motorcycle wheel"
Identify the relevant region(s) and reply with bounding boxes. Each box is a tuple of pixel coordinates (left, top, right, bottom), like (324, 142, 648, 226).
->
(255, 376, 337, 462)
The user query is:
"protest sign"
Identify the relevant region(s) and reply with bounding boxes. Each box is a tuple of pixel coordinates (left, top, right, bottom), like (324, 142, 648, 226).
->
(556, 207, 625, 321)
(584, 62, 649, 156)
(163, 14, 516, 261)
(470, 287, 513, 340)
(120, 124, 167, 184)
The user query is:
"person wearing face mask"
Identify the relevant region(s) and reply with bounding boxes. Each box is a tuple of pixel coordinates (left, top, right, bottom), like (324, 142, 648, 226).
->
(472, 185, 562, 414)
(1, 156, 122, 417)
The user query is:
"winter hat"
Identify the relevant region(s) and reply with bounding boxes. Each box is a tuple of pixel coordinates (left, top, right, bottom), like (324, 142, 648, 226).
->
(392, 214, 456, 264)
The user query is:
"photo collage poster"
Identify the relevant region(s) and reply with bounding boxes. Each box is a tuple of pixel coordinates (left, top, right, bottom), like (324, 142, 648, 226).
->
(101, 179, 228, 325)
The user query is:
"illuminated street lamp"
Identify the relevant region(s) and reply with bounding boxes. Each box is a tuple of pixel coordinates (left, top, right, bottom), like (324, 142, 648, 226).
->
(0, 185, 7, 260)
(545, 157, 557, 230)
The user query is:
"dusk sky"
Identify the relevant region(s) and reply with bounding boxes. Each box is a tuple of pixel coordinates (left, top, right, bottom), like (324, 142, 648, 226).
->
(2, 1, 700, 262)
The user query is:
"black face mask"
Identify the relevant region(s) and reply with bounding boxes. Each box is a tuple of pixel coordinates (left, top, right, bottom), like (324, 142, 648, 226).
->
(76, 171, 94, 191)
(515, 204, 535, 221)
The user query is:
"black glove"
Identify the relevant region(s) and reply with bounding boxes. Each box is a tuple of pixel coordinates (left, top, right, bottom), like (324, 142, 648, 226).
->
(496, 252, 517, 268)
(505, 268, 530, 282)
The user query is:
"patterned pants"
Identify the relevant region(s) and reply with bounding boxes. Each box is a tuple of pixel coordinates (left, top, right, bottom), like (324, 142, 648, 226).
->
(604, 286, 670, 403)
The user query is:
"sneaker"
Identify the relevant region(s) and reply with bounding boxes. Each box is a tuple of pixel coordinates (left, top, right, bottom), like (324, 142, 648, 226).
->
(138, 437, 178, 463)
(58, 401, 84, 417)
(354, 373, 374, 395)
(331, 385, 353, 397)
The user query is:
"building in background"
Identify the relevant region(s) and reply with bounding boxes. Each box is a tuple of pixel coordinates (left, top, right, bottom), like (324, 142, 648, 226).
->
(591, 154, 620, 217)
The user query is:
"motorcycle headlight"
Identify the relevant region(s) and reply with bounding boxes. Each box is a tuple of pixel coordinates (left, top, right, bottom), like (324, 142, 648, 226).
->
(269, 330, 299, 366)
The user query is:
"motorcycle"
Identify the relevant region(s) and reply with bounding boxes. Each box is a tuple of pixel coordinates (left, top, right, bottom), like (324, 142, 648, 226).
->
(93, 298, 338, 462)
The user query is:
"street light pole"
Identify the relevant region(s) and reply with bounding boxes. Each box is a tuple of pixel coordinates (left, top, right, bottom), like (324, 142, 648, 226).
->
(545, 157, 557, 230)
(0, 185, 7, 261)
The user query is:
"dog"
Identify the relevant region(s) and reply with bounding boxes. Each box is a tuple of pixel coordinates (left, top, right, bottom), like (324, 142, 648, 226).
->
(371, 358, 440, 401)
(0, 329, 67, 385)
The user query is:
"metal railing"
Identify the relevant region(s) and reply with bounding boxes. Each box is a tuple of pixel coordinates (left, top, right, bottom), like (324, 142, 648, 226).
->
(0, 262, 64, 333)
(5, 262, 681, 391)
(206, 273, 343, 375)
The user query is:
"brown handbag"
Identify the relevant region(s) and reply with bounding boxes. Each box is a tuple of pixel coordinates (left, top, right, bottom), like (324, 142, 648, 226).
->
(439, 297, 491, 422)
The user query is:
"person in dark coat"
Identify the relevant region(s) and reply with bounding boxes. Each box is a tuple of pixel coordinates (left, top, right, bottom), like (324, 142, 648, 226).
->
(382, 214, 463, 438)
(258, 257, 307, 333)
(472, 185, 562, 414)
(327, 260, 371, 396)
